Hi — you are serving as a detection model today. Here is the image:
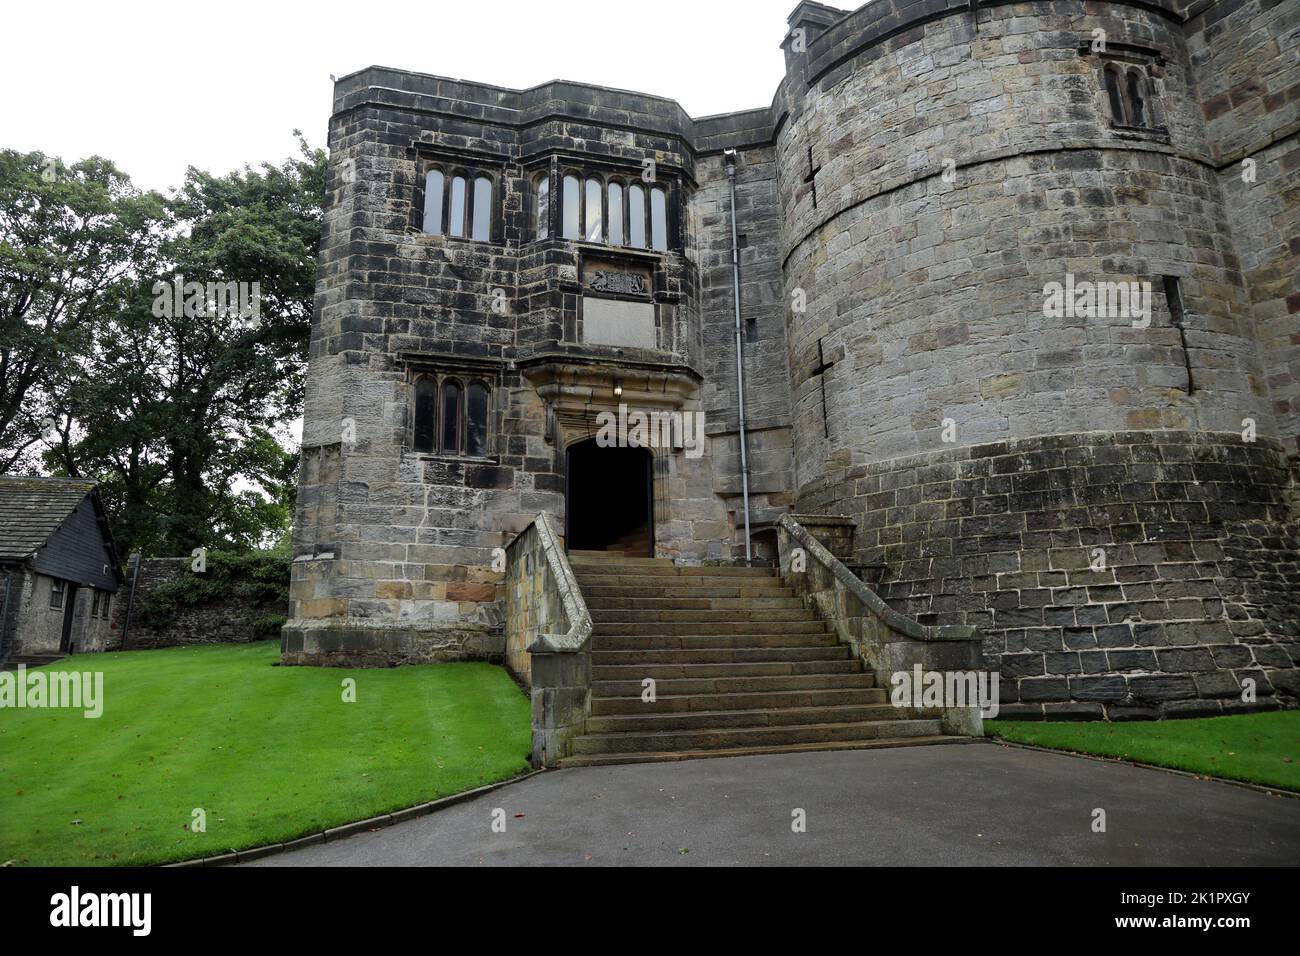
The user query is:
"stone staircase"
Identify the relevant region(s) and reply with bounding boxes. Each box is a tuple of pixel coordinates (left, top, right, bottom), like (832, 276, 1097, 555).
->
(0, 653, 66, 672)
(561, 552, 969, 766)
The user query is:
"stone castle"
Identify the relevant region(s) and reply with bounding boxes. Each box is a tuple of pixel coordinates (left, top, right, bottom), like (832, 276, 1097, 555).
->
(284, 0, 1300, 725)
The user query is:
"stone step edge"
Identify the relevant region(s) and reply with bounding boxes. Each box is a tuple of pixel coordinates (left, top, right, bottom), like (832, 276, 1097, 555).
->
(587, 704, 938, 726)
(557, 736, 973, 767)
(574, 718, 942, 741)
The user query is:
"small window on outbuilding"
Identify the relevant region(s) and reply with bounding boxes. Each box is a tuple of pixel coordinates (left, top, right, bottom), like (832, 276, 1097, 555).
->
(50, 579, 65, 610)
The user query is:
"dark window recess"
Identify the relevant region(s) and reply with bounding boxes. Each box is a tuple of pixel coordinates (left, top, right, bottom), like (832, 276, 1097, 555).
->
(1101, 60, 1159, 130)
(1127, 69, 1147, 126)
(440, 380, 462, 455)
(413, 377, 437, 452)
(1104, 66, 1126, 124)
(412, 374, 493, 458)
(466, 382, 489, 457)
(1163, 275, 1194, 395)
(50, 579, 65, 609)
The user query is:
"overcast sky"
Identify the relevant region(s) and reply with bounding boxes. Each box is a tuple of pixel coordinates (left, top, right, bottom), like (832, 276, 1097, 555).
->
(2, 0, 799, 193)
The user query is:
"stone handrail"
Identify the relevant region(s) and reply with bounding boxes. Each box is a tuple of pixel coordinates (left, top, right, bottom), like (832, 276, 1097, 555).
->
(504, 511, 593, 766)
(775, 514, 985, 735)
(524, 512, 593, 654)
(777, 514, 977, 643)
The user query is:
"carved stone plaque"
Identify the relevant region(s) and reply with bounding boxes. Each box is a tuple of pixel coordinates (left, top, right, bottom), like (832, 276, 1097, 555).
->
(588, 271, 646, 296)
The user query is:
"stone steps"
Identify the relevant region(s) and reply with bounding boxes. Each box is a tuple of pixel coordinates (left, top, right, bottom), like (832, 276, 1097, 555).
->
(584, 596, 804, 610)
(589, 607, 817, 623)
(0, 653, 66, 672)
(572, 565, 776, 578)
(585, 703, 933, 733)
(592, 658, 864, 680)
(593, 645, 852, 665)
(559, 735, 971, 767)
(592, 632, 840, 650)
(590, 686, 886, 716)
(562, 561, 963, 767)
(592, 621, 831, 636)
(592, 672, 876, 697)
(582, 584, 795, 599)
(569, 718, 947, 755)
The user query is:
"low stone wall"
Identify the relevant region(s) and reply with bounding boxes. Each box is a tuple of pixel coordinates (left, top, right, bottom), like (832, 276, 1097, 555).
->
(504, 512, 592, 766)
(777, 514, 985, 735)
(111, 556, 289, 651)
(798, 431, 1300, 719)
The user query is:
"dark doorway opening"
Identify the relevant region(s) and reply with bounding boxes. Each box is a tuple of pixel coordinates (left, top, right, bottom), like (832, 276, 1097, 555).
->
(59, 583, 79, 654)
(565, 439, 653, 556)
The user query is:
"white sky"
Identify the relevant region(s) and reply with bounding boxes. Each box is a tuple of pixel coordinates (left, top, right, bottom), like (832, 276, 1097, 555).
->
(2, 0, 799, 194)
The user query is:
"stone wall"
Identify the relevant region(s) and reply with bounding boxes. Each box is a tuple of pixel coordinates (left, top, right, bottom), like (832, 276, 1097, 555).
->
(777, 0, 1299, 716)
(109, 557, 288, 651)
(1184, 0, 1300, 456)
(799, 431, 1300, 717)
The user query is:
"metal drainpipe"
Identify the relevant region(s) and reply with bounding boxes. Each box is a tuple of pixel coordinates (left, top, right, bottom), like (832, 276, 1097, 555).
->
(120, 553, 141, 651)
(724, 149, 753, 565)
(0, 569, 13, 665)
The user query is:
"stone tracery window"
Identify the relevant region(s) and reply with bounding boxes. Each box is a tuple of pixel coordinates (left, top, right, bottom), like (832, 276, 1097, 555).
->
(421, 164, 495, 240)
(537, 170, 671, 249)
(411, 373, 492, 457)
(1099, 59, 1159, 131)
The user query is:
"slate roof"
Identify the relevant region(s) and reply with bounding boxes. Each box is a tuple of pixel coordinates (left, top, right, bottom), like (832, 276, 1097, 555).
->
(0, 476, 102, 561)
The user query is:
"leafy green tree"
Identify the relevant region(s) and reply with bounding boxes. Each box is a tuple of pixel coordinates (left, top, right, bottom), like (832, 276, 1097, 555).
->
(0, 151, 165, 472)
(4, 138, 326, 557)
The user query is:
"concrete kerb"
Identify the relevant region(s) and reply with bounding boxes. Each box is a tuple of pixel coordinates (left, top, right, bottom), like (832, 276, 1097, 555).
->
(165, 768, 545, 867)
(984, 736, 1300, 800)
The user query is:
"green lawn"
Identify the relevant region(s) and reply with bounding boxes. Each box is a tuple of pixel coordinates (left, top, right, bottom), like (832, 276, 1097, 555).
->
(987, 711, 1300, 792)
(0, 640, 531, 866)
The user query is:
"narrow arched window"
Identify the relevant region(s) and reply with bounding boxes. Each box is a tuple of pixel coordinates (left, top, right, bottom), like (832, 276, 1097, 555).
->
(628, 184, 646, 248)
(471, 176, 492, 241)
(1104, 65, 1126, 124)
(1126, 69, 1146, 127)
(585, 178, 603, 242)
(650, 186, 667, 251)
(466, 381, 489, 457)
(440, 380, 462, 454)
(423, 169, 444, 235)
(413, 377, 436, 452)
(562, 175, 580, 239)
(535, 176, 549, 239)
(607, 182, 624, 245)
(448, 176, 467, 237)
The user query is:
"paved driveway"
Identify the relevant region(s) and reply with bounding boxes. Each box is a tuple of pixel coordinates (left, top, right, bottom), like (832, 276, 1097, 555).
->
(246, 742, 1300, 866)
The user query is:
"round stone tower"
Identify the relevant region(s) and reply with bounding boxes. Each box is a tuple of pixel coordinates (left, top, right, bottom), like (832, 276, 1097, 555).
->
(776, 0, 1299, 717)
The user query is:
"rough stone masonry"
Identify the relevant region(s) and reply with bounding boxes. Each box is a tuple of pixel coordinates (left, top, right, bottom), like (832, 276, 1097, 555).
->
(283, 0, 1300, 719)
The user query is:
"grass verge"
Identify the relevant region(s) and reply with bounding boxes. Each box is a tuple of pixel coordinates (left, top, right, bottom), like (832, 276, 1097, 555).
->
(0, 640, 531, 865)
(986, 711, 1300, 791)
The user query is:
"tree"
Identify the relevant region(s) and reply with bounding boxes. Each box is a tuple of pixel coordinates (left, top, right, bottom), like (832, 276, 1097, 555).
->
(4, 138, 326, 557)
(0, 151, 165, 473)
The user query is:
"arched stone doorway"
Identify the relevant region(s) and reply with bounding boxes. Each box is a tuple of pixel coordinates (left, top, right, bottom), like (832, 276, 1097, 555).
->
(565, 437, 653, 557)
